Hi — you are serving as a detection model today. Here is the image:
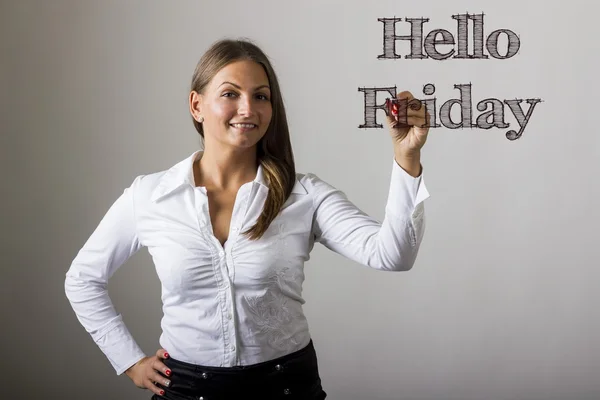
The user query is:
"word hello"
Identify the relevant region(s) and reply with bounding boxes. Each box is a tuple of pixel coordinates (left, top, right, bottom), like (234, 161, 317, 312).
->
(378, 13, 520, 60)
(358, 84, 542, 140)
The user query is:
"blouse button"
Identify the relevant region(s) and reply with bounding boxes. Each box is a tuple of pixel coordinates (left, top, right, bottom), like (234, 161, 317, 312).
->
(283, 388, 291, 395)
(275, 364, 283, 371)
(201, 372, 208, 379)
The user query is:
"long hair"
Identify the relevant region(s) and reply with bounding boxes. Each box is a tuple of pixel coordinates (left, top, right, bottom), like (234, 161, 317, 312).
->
(190, 38, 296, 240)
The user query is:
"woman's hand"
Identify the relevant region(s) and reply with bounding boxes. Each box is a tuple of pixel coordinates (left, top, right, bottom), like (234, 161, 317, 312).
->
(125, 349, 172, 397)
(386, 90, 430, 152)
(386, 90, 430, 176)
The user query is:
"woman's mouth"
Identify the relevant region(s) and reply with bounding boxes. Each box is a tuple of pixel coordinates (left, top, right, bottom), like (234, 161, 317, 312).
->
(230, 123, 257, 132)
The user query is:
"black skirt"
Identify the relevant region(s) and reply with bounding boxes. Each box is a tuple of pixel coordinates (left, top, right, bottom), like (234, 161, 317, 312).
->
(151, 340, 327, 400)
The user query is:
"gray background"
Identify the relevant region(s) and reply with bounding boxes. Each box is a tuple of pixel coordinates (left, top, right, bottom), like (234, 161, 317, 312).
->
(2, 0, 599, 399)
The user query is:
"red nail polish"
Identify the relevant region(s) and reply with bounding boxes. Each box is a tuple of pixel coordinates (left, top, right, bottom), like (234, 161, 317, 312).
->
(385, 98, 410, 127)
(160, 390, 165, 395)
(164, 352, 169, 358)
(166, 369, 171, 376)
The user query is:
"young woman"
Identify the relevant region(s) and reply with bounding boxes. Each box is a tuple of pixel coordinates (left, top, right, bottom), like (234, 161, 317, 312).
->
(65, 38, 430, 400)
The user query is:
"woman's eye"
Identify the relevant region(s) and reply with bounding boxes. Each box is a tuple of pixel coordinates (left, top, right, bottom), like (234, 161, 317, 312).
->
(222, 92, 269, 101)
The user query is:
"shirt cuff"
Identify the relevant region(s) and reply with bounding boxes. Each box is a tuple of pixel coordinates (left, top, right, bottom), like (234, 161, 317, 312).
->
(386, 157, 430, 218)
(95, 318, 147, 375)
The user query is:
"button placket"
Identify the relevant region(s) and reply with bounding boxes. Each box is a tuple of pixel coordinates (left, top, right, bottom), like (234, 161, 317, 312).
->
(226, 189, 249, 283)
(226, 256, 235, 282)
(223, 273, 237, 365)
(220, 216, 238, 366)
(219, 277, 233, 362)
(195, 187, 238, 369)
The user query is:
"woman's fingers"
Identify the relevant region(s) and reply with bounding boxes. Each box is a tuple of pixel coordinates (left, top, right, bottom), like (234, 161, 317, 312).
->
(152, 358, 171, 378)
(408, 115, 428, 128)
(141, 350, 172, 396)
(388, 95, 427, 124)
(145, 377, 166, 397)
(143, 358, 171, 396)
(391, 115, 428, 129)
(156, 348, 170, 360)
(154, 348, 172, 377)
(396, 90, 414, 101)
(150, 370, 172, 388)
(396, 109, 428, 125)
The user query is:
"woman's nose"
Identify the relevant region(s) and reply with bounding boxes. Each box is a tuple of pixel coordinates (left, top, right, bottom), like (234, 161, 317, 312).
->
(237, 96, 255, 116)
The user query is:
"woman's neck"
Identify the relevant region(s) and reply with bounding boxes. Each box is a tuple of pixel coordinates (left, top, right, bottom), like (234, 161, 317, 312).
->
(194, 147, 258, 191)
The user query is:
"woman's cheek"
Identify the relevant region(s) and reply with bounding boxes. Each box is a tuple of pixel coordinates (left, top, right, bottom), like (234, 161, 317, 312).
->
(211, 99, 236, 118)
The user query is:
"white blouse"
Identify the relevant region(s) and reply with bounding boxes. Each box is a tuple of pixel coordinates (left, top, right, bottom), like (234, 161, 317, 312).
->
(65, 150, 430, 375)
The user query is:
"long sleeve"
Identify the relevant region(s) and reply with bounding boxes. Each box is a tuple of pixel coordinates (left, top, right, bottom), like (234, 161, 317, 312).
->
(311, 158, 430, 271)
(64, 176, 146, 375)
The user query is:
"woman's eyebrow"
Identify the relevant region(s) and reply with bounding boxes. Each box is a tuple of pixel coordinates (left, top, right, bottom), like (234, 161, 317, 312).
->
(218, 81, 270, 91)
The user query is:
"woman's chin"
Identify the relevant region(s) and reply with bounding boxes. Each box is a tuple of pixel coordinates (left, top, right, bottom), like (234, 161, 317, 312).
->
(228, 130, 265, 146)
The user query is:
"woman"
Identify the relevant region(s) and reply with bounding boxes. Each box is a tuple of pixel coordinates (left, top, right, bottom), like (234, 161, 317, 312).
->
(65, 38, 430, 399)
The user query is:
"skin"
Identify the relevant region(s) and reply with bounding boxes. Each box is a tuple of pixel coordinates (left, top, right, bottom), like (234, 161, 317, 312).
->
(125, 60, 429, 397)
(388, 90, 430, 177)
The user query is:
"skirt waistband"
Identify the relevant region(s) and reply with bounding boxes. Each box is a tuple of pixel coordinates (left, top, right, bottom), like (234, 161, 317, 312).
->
(165, 339, 316, 375)
(154, 340, 326, 399)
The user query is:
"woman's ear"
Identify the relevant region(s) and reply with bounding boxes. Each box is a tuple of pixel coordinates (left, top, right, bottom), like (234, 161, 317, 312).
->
(189, 90, 203, 122)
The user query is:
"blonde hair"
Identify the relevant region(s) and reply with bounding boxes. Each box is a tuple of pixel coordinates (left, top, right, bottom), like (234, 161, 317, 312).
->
(190, 38, 296, 240)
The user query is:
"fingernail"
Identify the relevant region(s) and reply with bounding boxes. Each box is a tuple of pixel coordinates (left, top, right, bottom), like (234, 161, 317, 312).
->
(164, 379, 171, 387)
(165, 369, 171, 376)
(164, 352, 169, 358)
(159, 390, 165, 396)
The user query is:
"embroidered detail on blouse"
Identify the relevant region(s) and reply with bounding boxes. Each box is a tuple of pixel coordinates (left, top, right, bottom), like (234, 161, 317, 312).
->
(242, 223, 304, 350)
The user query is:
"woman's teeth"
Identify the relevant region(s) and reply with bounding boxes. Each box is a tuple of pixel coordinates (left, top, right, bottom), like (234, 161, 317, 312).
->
(231, 123, 256, 128)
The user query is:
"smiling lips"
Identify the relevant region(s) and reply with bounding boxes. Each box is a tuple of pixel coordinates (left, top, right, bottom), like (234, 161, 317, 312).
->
(230, 123, 257, 131)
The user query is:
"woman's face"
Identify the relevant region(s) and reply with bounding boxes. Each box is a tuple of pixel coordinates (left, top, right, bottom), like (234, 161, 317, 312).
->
(192, 60, 273, 151)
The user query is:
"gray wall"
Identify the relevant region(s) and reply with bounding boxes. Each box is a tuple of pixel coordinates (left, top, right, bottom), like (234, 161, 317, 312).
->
(3, 1, 599, 399)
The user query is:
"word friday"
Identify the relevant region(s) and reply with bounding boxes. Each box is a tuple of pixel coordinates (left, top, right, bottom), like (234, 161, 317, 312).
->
(358, 84, 542, 140)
